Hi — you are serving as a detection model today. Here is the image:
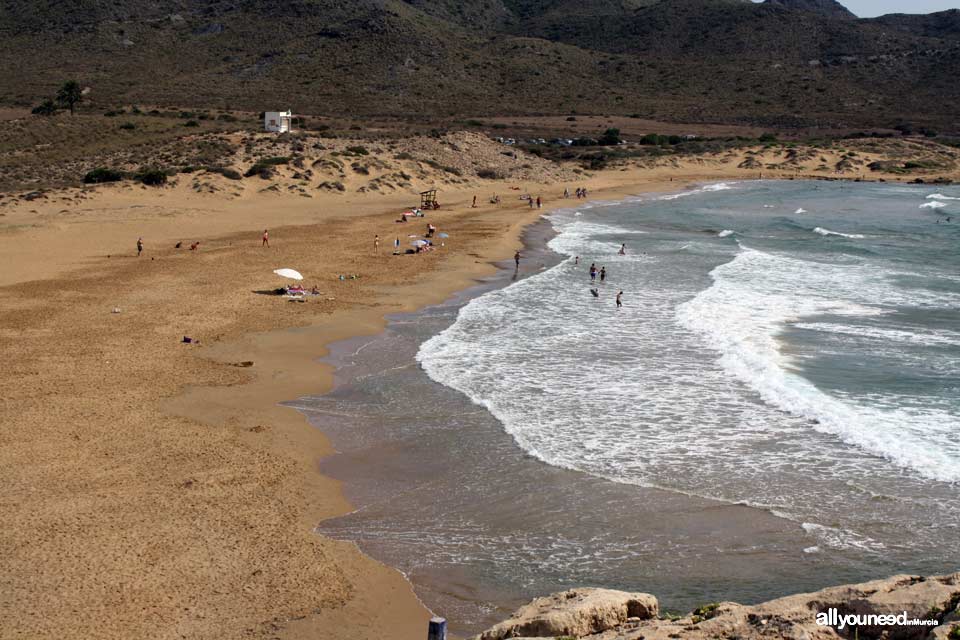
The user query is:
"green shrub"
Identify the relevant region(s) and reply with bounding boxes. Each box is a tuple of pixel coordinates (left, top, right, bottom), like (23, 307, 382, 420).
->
(119, 122, 136, 130)
(205, 166, 242, 180)
(345, 145, 370, 156)
(599, 128, 622, 145)
(83, 167, 123, 184)
(244, 165, 273, 179)
(260, 156, 290, 165)
(136, 168, 168, 186)
(692, 602, 720, 620)
(32, 99, 58, 116)
(183, 120, 199, 127)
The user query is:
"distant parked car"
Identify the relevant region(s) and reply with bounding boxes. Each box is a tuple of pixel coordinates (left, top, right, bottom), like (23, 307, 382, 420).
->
(505, 138, 516, 145)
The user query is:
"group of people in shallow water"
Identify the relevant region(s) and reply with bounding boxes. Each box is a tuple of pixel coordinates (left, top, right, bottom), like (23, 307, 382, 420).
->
(564, 248, 626, 308)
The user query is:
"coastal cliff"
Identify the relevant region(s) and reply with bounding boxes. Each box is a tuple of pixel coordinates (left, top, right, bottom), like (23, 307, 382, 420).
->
(476, 573, 960, 639)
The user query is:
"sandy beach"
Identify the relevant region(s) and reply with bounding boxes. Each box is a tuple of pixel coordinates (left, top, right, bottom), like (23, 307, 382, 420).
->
(2, 135, 957, 639)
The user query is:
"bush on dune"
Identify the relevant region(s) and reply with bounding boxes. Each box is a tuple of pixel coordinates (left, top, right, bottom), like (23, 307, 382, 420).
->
(83, 167, 123, 184)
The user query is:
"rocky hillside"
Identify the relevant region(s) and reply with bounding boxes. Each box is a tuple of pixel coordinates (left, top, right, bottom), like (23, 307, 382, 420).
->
(0, 0, 958, 130)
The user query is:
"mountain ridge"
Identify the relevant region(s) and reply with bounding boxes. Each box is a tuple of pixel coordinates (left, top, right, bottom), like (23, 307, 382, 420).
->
(0, 0, 957, 130)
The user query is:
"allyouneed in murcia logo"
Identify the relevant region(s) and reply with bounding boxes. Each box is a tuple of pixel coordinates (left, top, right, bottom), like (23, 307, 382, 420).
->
(816, 608, 940, 630)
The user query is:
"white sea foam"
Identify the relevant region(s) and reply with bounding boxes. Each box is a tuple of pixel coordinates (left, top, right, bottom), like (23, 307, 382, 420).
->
(677, 247, 960, 483)
(718, 230, 735, 238)
(417, 184, 960, 563)
(801, 523, 885, 553)
(814, 227, 865, 239)
(927, 193, 960, 200)
(920, 201, 947, 209)
(795, 208, 807, 214)
(658, 182, 734, 200)
(792, 322, 960, 347)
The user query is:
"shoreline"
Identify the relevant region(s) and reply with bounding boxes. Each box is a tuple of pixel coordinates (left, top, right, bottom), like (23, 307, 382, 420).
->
(2, 163, 954, 639)
(2, 162, 708, 639)
(302, 178, 960, 636)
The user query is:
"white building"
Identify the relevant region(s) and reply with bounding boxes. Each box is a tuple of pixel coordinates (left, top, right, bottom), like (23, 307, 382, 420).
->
(264, 110, 293, 133)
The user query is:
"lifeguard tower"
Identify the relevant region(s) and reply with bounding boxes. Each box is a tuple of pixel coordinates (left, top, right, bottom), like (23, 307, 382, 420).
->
(420, 189, 440, 210)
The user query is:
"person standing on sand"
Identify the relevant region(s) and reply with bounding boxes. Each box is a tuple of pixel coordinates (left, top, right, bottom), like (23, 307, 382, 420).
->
(616, 291, 623, 308)
(514, 250, 521, 270)
(536, 196, 542, 209)
(136, 237, 143, 257)
(589, 263, 597, 282)
(472, 195, 477, 208)
(262, 229, 269, 247)
(600, 266, 606, 283)
(394, 237, 400, 252)
(374, 234, 380, 253)
(564, 188, 569, 199)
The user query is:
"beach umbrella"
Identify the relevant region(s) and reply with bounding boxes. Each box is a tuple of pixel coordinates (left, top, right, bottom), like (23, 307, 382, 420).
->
(411, 239, 428, 247)
(438, 232, 449, 238)
(273, 268, 304, 281)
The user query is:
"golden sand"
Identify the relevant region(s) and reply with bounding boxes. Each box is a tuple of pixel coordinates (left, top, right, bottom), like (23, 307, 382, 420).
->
(1, 148, 955, 639)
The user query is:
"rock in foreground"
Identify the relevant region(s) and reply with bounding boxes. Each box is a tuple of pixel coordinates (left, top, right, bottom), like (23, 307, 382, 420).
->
(478, 588, 658, 640)
(476, 573, 960, 639)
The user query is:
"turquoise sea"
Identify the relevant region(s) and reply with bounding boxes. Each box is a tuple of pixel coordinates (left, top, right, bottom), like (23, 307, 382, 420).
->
(300, 181, 960, 633)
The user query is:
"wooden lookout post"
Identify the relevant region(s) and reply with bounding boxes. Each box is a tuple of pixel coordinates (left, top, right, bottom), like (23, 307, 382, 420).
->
(420, 189, 440, 210)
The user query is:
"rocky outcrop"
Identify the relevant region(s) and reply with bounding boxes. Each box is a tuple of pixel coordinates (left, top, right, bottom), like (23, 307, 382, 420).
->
(477, 589, 658, 640)
(477, 573, 960, 640)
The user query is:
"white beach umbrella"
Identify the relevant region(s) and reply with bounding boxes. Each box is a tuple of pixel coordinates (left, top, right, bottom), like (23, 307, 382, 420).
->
(273, 268, 304, 281)
(411, 239, 428, 247)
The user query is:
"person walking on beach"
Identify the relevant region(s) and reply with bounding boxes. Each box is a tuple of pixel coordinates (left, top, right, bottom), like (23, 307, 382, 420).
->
(536, 196, 542, 209)
(616, 291, 623, 308)
(262, 229, 269, 247)
(514, 250, 521, 270)
(394, 237, 400, 252)
(589, 263, 597, 282)
(136, 237, 143, 257)
(600, 266, 606, 283)
(374, 234, 380, 253)
(564, 188, 569, 199)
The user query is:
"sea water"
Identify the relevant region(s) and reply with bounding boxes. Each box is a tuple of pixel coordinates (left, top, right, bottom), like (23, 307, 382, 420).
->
(297, 181, 960, 633)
